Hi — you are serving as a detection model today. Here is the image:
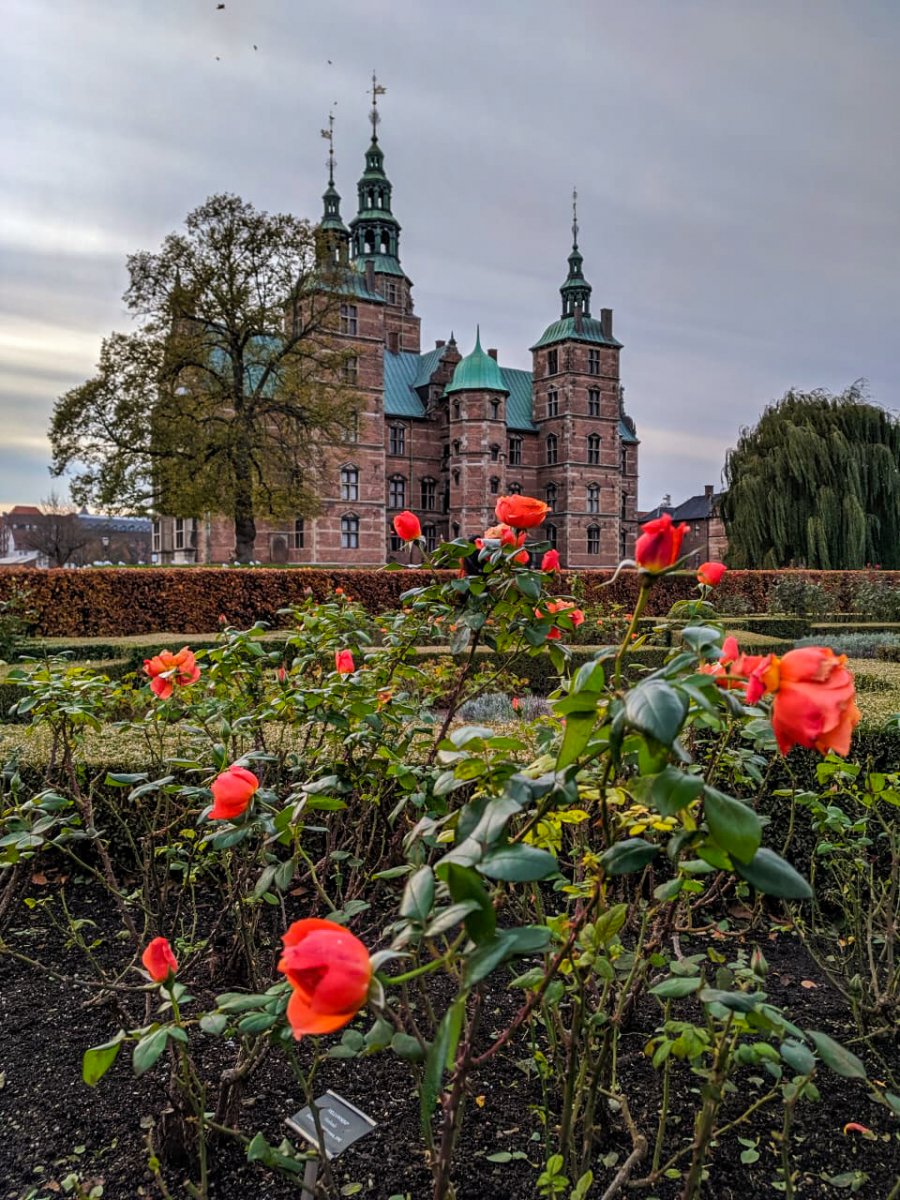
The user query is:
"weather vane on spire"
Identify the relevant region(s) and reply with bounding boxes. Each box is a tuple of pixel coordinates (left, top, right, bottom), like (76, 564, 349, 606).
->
(370, 70, 386, 139)
(572, 187, 579, 249)
(320, 107, 337, 184)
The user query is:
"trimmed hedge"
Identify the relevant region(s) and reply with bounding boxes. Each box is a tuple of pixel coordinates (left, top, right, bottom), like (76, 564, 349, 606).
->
(3, 567, 900, 637)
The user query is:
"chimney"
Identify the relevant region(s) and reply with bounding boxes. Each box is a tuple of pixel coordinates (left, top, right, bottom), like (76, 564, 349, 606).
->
(365, 260, 375, 292)
(704, 484, 714, 499)
(435, 339, 446, 348)
(600, 308, 613, 339)
(387, 330, 400, 354)
(574, 303, 584, 333)
(487, 348, 498, 361)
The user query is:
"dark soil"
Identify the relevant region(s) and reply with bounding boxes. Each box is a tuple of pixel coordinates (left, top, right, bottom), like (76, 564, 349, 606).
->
(1, 881, 898, 1200)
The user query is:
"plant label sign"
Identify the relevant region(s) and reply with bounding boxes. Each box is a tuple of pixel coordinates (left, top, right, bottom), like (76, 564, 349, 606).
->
(286, 1090, 377, 1160)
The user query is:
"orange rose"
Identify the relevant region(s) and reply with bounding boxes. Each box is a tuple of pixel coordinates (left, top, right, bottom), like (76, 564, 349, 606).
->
(393, 511, 421, 541)
(209, 765, 259, 820)
(484, 523, 526, 548)
(635, 513, 689, 574)
(278, 919, 371, 1038)
(143, 647, 201, 700)
(494, 495, 550, 529)
(698, 561, 727, 587)
(541, 549, 560, 571)
(142, 936, 178, 982)
(768, 647, 861, 756)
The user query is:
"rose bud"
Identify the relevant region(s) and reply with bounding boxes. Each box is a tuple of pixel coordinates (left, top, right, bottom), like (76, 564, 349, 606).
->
(278, 919, 372, 1038)
(142, 936, 178, 982)
(209, 765, 260, 820)
(635, 513, 689, 574)
(334, 649, 355, 674)
(392, 511, 421, 541)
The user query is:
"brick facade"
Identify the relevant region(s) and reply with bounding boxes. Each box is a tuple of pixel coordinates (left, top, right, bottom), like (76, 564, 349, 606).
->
(157, 123, 639, 568)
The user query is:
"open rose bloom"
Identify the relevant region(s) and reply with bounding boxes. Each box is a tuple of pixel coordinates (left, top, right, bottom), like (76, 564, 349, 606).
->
(494, 494, 550, 529)
(710, 640, 860, 756)
(278, 918, 372, 1038)
(142, 647, 201, 700)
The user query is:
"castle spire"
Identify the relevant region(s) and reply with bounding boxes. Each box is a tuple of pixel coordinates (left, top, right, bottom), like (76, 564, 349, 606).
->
(318, 108, 349, 265)
(350, 74, 405, 277)
(560, 188, 592, 319)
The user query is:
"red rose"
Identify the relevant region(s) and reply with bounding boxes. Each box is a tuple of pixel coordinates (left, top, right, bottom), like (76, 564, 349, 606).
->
(698, 561, 727, 587)
(494, 495, 551, 529)
(335, 649, 356, 674)
(393, 511, 421, 541)
(142, 647, 201, 700)
(511, 697, 520, 711)
(278, 919, 372, 1038)
(635, 513, 689, 574)
(514, 549, 530, 565)
(142, 936, 178, 982)
(209, 764, 259, 820)
(541, 549, 560, 571)
(768, 647, 861, 756)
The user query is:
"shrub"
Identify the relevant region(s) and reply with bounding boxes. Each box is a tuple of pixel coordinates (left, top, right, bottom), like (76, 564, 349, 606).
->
(795, 631, 900, 659)
(768, 575, 831, 616)
(851, 577, 900, 621)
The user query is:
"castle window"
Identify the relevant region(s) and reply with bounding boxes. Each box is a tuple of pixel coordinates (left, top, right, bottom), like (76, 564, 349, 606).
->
(174, 517, 195, 551)
(342, 355, 359, 383)
(388, 475, 406, 509)
(364, 232, 375, 254)
(421, 477, 437, 510)
(547, 389, 558, 418)
(490, 443, 500, 462)
(152, 520, 161, 554)
(546, 523, 558, 549)
(385, 281, 398, 304)
(619, 528, 628, 559)
(621, 492, 629, 520)
(346, 411, 360, 443)
(621, 446, 628, 472)
(389, 530, 403, 552)
(547, 349, 559, 376)
(508, 436, 522, 465)
(380, 232, 390, 254)
(546, 434, 558, 466)
(508, 481, 522, 494)
(452, 523, 461, 539)
(588, 525, 601, 555)
(490, 399, 500, 420)
(423, 524, 438, 552)
(546, 483, 558, 510)
(453, 401, 460, 420)
(292, 519, 305, 550)
(452, 469, 460, 485)
(588, 388, 601, 416)
(588, 349, 600, 376)
(587, 483, 600, 515)
(490, 476, 500, 495)
(588, 434, 601, 465)
(340, 465, 359, 502)
(339, 303, 358, 335)
(341, 514, 359, 550)
(389, 425, 406, 455)
(366, 188, 374, 208)
(452, 439, 461, 455)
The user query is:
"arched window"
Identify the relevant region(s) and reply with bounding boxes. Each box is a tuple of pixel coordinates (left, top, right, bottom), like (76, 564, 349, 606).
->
(340, 465, 358, 502)
(380, 231, 390, 254)
(588, 434, 601, 465)
(364, 231, 375, 254)
(546, 434, 558, 466)
(389, 425, 406, 455)
(341, 514, 359, 550)
(546, 523, 558, 549)
(587, 483, 600, 514)
(587, 525, 601, 555)
(508, 481, 522, 494)
(508, 436, 522, 465)
(490, 476, 500, 495)
(420, 477, 437, 510)
(388, 475, 406, 509)
(490, 443, 501, 462)
(546, 482, 558, 510)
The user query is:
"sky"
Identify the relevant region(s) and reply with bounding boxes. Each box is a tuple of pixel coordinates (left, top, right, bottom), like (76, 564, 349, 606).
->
(3, 0, 899, 512)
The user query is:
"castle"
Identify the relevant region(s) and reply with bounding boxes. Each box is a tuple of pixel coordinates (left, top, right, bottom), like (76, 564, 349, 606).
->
(154, 94, 639, 568)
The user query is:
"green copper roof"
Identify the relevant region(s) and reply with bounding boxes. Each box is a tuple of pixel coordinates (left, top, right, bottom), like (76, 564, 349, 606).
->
(619, 416, 639, 445)
(501, 368, 536, 431)
(445, 330, 509, 396)
(384, 351, 427, 417)
(530, 314, 622, 351)
(412, 344, 447, 390)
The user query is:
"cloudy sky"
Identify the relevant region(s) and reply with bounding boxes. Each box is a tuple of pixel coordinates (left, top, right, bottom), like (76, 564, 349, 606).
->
(3, 0, 899, 511)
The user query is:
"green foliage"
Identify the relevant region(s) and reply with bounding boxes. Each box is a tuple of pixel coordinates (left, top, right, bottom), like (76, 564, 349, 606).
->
(722, 384, 900, 568)
(767, 575, 830, 616)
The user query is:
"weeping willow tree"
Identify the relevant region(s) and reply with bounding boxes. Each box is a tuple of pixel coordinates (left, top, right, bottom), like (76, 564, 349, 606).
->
(721, 384, 900, 568)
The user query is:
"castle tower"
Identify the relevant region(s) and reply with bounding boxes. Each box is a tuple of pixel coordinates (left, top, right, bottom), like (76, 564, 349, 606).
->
(445, 329, 510, 536)
(349, 75, 419, 354)
(530, 193, 638, 566)
(316, 111, 350, 268)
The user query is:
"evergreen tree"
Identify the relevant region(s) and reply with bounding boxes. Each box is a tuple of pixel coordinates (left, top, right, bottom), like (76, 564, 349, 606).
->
(50, 194, 359, 561)
(721, 383, 900, 568)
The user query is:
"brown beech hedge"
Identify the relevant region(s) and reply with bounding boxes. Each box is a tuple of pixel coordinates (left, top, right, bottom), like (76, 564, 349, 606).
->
(0, 567, 898, 638)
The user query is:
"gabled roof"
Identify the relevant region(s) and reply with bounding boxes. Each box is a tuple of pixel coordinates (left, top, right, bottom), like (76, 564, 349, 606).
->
(384, 351, 427, 417)
(502, 368, 536, 431)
